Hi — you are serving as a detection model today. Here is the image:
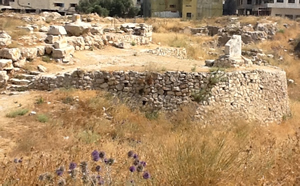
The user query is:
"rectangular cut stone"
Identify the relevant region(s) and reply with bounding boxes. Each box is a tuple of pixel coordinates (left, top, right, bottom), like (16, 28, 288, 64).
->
(52, 46, 74, 59)
(225, 35, 242, 59)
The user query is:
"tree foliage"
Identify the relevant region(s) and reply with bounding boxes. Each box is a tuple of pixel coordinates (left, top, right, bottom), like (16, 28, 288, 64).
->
(76, 0, 139, 18)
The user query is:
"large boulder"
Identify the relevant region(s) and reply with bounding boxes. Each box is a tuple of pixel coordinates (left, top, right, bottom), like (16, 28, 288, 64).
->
(0, 31, 12, 48)
(47, 26, 67, 36)
(0, 48, 21, 61)
(21, 47, 37, 60)
(64, 16, 91, 36)
(67, 36, 85, 50)
(0, 59, 13, 70)
(52, 46, 74, 59)
(0, 71, 9, 88)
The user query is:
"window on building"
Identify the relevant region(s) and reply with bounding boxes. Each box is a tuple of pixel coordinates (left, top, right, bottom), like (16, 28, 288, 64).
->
(288, 0, 295, 3)
(186, 5, 192, 7)
(255, 0, 262, 4)
(170, 4, 176, 8)
(186, 12, 192, 18)
(285, 14, 293, 19)
(275, 14, 282, 16)
(277, 0, 284, 2)
(70, 3, 77, 7)
(54, 3, 64, 7)
(247, 0, 252, 4)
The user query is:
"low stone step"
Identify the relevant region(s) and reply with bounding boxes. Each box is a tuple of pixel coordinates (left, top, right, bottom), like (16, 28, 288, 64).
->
(14, 74, 36, 80)
(9, 78, 31, 85)
(7, 85, 29, 92)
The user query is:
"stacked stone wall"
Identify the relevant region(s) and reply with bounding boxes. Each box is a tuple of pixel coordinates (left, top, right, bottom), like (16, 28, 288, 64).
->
(29, 68, 290, 124)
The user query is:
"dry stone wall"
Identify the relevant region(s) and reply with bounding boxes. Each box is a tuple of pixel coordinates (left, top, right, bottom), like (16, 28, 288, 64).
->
(29, 68, 290, 124)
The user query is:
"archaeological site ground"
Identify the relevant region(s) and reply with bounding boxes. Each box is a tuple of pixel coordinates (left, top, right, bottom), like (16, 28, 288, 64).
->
(1, 11, 300, 185)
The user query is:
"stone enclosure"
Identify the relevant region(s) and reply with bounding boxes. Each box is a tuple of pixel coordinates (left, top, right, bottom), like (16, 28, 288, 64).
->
(29, 67, 289, 124)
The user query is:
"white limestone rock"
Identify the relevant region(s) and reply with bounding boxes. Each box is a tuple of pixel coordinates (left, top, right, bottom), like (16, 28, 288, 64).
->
(47, 26, 67, 36)
(0, 31, 11, 48)
(0, 48, 21, 61)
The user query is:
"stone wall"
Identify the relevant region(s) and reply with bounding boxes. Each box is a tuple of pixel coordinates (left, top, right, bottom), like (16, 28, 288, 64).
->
(29, 67, 290, 124)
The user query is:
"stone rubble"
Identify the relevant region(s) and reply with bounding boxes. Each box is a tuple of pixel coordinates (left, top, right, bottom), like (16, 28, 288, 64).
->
(145, 47, 187, 59)
(0, 31, 12, 48)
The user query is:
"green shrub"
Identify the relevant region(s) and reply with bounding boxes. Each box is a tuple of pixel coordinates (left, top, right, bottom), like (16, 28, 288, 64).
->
(6, 109, 29, 118)
(35, 97, 44, 105)
(42, 55, 51, 63)
(37, 114, 49, 123)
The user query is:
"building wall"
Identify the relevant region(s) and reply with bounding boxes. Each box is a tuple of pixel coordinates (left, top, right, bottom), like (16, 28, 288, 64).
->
(9, 0, 79, 11)
(271, 8, 300, 19)
(182, 0, 223, 20)
(150, 0, 182, 18)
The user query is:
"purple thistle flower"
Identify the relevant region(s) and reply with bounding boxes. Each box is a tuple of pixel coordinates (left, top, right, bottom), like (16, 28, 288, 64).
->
(95, 165, 101, 172)
(99, 151, 105, 159)
(133, 159, 139, 166)
(14, 158, 18, 163)
(133, 154, 138, 159)
(143, 171, 150, 179)
(92, 150, 100, 162)
(129, 166, 136, 172)
(18, 158, 22, 163)
(69, 162, 77, 170)
(104, 158, 108, 164)
(38, 174, 44, 181)
(56, 170, 63, 177)
(140, 161, 146, 167)
(128, 151, 134, 158)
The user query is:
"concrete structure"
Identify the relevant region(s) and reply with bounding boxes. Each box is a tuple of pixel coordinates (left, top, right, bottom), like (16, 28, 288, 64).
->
(182, 0, 223, 20)
(237, 0, 300, 19)
(143, 0, 182, 18)
(8, 0, 79, 13)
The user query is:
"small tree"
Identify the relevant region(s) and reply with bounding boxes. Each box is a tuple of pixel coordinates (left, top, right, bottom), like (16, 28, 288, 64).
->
(127, 7, 139, 18)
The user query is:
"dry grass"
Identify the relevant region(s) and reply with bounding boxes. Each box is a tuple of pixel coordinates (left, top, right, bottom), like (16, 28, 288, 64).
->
(0, 17, 29, 41)
(0, 88, 300, 185)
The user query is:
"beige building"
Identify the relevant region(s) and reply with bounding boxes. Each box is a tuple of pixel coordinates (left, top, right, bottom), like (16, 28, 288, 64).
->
(182, 0, 223, 20)
(237, 0, 300, 19)
(8, 0, 79, 12)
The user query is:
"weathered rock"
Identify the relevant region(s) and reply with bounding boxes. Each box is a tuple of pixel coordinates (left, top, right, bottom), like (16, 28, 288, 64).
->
(45, 44, 53, 55)
(47, 26, 67, 36)
(52, 46, 74, 59)
(40, 12, 61, 20)
(13, 58, 27, 68)
(64, 22, 91, 36)
(39, 26, 49, 32)
(67, 36, 85, 50)
(0, 59, 13, 70)
(53, 38, 68, 49)
(36, 46, 45, 56)
(90, 27, 103, 35)
(20, 47, 37, 60)
(0, 31, 12, 48)
(0, 71, 9, 88)
(37, 65, 47, 72)
(0, 48, 21, 61)
(45, 35, 60, 44)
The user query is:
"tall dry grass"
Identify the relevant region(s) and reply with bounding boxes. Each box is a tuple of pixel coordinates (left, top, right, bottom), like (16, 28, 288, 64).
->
(1, 89, 300, 185)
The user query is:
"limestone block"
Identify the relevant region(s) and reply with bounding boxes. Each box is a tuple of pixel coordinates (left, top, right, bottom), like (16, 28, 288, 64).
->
(0, 70, 8, 88)
(45, 44, 53, 55)
(47, 26, 67, 36)
(52, 46, 74, 59)
(90, 27, 103, 35)
(0, 31, 11, 48)
(225, 35, 242, 59)
(36, 46, 45, 56)
(53, 39, 68, 49)
(45, 35, 60, 44)
(0, 59, 13, 70)
(13, 58, 27, 68)
(0, 48, 21, 61)
(21, 47, 37, 60)
(64, 22, 91, 36)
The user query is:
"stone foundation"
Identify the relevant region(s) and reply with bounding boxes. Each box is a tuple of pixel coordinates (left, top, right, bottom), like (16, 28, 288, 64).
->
(29, 67, 290, 124)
